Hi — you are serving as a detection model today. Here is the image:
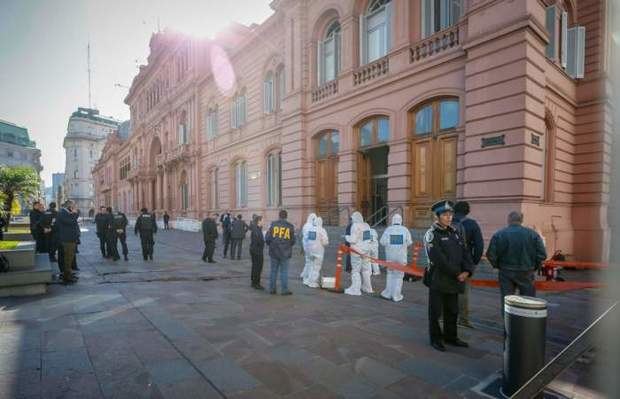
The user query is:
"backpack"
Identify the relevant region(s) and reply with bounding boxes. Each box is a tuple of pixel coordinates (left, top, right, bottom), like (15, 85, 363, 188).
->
(140, 214, 154, 231)
(452, 217, 468, 249)
(0, 253, 9, 273)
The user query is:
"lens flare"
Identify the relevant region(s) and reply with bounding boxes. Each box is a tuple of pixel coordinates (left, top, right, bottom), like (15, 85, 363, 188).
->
(209, 44, 236, 96)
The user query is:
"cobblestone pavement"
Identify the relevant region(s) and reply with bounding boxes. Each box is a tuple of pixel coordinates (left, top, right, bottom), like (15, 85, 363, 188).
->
(0, 225, 611, 398)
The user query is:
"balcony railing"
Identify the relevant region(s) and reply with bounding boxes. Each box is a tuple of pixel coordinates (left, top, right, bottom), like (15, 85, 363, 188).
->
(165, 144, 191, 164)
(312, 80, 338, 103)
(353, 57, 389, 86)
(410, 24, 460, 63)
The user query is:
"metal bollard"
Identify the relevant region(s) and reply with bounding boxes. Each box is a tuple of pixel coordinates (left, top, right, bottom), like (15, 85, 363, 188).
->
(502, 295, 548, 398)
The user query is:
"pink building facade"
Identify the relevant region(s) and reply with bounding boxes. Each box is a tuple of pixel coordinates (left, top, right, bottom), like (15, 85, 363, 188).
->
(93, 0, 614, 261)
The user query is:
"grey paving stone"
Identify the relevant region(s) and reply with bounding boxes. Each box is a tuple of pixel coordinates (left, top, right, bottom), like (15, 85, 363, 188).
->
(0, 348, 41, 374)
(352, 357, 406, 388)
(99, 369, 163, 399)
(41, 373, 102, 399)
(336, 376, 379, 399)
(442, 374, 479, 393)
(157, 377, 222, 399)
(42, 348, 93, 377)
(195, 357, 260, 394)
(243, 360, 311, 396)
(398, 357, 462, 387)
(43, 328, 85, 352)
(0, 369, 41, 398)
(144, 358, 201, 385)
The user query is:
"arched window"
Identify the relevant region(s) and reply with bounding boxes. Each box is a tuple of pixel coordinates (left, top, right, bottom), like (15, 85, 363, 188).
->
(234, 160, 248, 208)
(421, 0, 463, 38)
(180, 171, 189, 210)
(266, 151, 281, 207)
(318, 21, 341, 84)
(209, 167, 219, 209)
(544, 1, 585, 79)
(359, 117, 390, 148)
(360, 0, 392, 65)
(205, 105, 218, 139)
(316, 130, 340, 159)
(178, 111, 188, 145)
(231, 91, 247, 128)
(413, 98, 459, 136)
(263, 72, 274, 114)
(275, 66, 285, 110)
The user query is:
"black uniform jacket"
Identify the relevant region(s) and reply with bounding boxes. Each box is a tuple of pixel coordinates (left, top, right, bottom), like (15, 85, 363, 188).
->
(202, 218, 218, 242)
(424, 222, 474, 294)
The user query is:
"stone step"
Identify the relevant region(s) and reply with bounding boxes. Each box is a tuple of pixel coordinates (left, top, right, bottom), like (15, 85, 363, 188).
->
(3, 232, 33, 241)
(0, 254, 53, 297)
(0, 241, 36, 270)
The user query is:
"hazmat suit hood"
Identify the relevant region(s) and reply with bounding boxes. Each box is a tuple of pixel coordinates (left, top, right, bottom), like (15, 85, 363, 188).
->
(305, 213, 317, 226)
(351, 211, 364, 224)
(392, 214, 402, 225)
(316, 217, 323, 228)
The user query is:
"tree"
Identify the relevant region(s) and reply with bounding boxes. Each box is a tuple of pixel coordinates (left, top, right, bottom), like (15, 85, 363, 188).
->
(0, 166, 40, 228)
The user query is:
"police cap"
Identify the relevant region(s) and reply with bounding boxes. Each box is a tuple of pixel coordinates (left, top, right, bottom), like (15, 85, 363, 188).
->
(431, 200, 455, 216)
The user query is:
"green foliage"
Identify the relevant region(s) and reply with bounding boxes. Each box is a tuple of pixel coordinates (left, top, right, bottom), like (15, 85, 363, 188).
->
(0, 166, 40, 218)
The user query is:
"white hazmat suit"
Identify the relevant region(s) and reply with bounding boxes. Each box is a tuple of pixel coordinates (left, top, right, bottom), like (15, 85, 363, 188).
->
(300, 213, 317, 280)
(344, 211, 373, 296)
(380, 214, 412, 302)
(369, 228, 380, 276)
(304, 216, 329, 288)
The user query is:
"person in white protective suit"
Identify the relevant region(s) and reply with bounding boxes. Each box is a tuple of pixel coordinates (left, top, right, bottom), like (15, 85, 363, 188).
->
(380, 214, 413, 302)
(300, 213, 317, 280)
(344, 211, 373, 296)
(303, 216, 329, 288)
(369, 228, 381, 276)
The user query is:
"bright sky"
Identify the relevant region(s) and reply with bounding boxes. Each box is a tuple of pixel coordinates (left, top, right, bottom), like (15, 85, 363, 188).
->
(0, 0, 274, 186)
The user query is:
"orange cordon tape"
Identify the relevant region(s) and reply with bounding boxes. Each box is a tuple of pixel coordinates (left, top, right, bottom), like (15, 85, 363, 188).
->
(336, 243, 604, 292)
(543, 260, 609, 270)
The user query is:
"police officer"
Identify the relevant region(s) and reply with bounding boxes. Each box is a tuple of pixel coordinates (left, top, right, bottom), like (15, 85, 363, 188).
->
(111, 209, 129, 261)
(265, 209, 296, 295)
(94, 206, 109, 257)
(220, 212, 232, 258)
(104, 207, 118, 260)
(424, 200, 474, 352)
(486, 211, 547, 315)
(40, 202, 58, 262)
(201, 213, 218, 263)
(29, 201, 45, 253)
(135, 207, 157, 260)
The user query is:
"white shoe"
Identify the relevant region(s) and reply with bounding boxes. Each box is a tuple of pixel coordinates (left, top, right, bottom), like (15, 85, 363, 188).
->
(392, 295, 404, 302)
(362, 288, 374, 294)
(372, 271, 381, 276)
(345, 287, 361, 296)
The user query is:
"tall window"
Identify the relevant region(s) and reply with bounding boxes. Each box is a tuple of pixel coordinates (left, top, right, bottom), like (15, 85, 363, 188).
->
(359, 117, 390, 148)
(180, 171, 189, 210)
(545, 3, 585, 79)
(264, 72, 274, 114)
(266, 152, 281, 207)
(178, 111, 188, 144)
(74, 169, 78, 179)
(413, 98, 460, 135)
(318, 22, 341, 84)
(421, 0, 462, 38)
(206, 106, 218, 139)
(231, 91, 247, 128)
(316, 130, 340, 159)
(234, 160, 248, 208)
(209, 167, 219, 209)
(360, 0, 392, 65)
(275, 66, 285, 110)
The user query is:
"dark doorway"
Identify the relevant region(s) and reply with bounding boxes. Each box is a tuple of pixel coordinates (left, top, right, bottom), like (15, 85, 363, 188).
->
(358, 145, 389, 225)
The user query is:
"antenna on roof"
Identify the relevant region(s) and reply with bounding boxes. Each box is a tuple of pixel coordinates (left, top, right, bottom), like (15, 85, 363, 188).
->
(87, 41, 93, 109)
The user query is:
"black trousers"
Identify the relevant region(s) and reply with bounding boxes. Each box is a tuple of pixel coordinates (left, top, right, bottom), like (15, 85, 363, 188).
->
(106, 233, 119, 259)
(499, 269, 536, 315)
(230, 239, 242, 259)
(202, 240, 215, 261)
(45, 233, 57, 260)
(222, 232, 231, 256)
(250, 251, 263, 285)
(116, 232, 128, 257)
(140, 232, 154, 259)
(164, 221, 169, 230)
(97, 233, 107, 256)
(428, 289, 459, 344)
(33, 230, 46, 253)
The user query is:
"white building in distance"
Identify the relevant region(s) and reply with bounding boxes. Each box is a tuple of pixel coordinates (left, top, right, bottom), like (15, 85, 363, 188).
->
(63, 107, 119, 215)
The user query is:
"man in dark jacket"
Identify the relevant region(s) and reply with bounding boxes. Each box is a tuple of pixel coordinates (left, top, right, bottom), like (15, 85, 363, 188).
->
(111, 209, 129, 261)
(266, 209, 296, 295)
(29, 201, 46, 253)
(40, 202, 58, 262)
(201, 213, 218, 263)
(94, 206, 109, 257)
(56, 200, 80, 284)
(163, 211, 170, 230)
(453, 201, 484, 328)
(249, 215, 265, 289)
(230, 214, 248, 260)
(424, 200, 474, 352)
(220, 212, 232, 258)
(135, 208, 157, 260)
(486, 211, 547, 314)
(104, 207, 118, 261)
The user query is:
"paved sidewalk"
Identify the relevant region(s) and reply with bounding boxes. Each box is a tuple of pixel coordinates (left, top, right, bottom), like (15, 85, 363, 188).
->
(0, 227, 609, 398)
